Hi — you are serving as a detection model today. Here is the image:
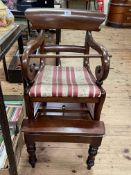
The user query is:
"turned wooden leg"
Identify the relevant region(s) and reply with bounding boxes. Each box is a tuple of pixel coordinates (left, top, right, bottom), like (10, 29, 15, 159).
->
(26, 143, 37, 168)
(86, 145, 98, 170)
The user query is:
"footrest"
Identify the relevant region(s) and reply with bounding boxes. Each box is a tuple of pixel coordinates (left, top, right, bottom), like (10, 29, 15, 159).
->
(22, 117, 105, 136)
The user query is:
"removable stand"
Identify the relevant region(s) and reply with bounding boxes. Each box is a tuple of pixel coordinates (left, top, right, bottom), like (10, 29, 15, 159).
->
(22, 103, 105, 170)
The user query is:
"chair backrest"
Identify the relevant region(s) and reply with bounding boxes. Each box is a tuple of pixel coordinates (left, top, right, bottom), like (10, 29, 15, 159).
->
(25, 8, 105, 31)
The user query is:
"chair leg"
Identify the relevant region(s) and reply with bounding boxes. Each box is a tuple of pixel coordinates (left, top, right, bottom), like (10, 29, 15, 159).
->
(24, 94, 34, 119)
(94, 89, 106, 120)
(86, 145, 99, 170)
(26, 143, 37, 168)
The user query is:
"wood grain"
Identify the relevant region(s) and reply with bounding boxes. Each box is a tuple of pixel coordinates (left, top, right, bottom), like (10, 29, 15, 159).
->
(0, 25, 131, 174)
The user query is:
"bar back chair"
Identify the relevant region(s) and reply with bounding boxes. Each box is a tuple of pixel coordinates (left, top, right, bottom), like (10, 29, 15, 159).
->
(21, 8, 110, 170)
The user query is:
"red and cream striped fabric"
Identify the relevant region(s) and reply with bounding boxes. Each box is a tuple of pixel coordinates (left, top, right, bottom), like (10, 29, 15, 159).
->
(29, 66, 101, 97)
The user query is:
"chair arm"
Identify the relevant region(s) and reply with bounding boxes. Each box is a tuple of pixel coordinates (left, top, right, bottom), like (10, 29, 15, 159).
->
(86, 31, 110, 85)
(22, 30, 45, 83)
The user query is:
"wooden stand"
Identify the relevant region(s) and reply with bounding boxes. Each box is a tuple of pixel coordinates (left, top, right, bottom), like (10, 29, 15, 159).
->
(22, 114, 105, 170)
(106, 0, 131, 28)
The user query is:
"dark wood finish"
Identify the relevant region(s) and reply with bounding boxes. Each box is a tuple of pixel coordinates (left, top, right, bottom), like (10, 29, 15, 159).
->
(22, 118, 105, 136)
(0, 84, 18, 175)
(106, 0, 131, 28)
(26, 53, 108, 58)
(0, 25, 24, 81)
(25, 9, 105, 31)
(3, 56, 9, 81)
(22, 118, 105, 169)
(26, 143, 37, 168)
(8, 55, 23, 83)
(86, 145, 99, 170)
(21, 9, 110, 170)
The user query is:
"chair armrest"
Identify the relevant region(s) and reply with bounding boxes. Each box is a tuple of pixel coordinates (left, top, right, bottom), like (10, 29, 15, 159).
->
(86, 31, 110, 85)
(22, 30, 44, 83)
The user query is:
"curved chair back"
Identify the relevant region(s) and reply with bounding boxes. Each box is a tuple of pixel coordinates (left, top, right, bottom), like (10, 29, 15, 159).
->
(25, 8, 105, 31)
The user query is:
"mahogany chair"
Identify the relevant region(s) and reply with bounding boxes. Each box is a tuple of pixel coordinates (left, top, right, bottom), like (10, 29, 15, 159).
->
(21, 8, 110, 170)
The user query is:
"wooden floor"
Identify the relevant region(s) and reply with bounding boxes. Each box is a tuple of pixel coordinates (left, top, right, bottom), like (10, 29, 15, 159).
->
(1, 26, 131, 175)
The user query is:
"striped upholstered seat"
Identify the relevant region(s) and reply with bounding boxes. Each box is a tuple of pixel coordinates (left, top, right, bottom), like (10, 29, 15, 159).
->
(29, 66, 101, 98)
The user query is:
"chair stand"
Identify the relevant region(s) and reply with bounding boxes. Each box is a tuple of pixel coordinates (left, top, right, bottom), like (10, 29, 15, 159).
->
(21, 8, 110, 171)
(22, 117, 105, 170)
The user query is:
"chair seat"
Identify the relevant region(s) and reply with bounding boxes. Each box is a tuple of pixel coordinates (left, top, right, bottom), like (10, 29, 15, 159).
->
(29, 66, 101, 98)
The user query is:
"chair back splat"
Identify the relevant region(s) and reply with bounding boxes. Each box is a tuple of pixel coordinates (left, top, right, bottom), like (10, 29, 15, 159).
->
(21, 8, 110, 171)
(25, 8, 105, 31)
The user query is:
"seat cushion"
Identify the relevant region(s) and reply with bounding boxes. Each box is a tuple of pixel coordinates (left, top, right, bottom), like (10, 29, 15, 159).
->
(29, 66, 101, 97)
